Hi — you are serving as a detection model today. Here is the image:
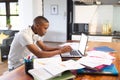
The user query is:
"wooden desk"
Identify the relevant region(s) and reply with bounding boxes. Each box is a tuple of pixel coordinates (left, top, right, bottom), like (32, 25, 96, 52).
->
(0, 41, 120, 80)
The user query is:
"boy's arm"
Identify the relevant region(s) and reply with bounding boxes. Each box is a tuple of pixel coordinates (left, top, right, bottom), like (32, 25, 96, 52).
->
(36, 40, 60, 51)
(26, 43, 72, 58)
(26, 44, 60, 58)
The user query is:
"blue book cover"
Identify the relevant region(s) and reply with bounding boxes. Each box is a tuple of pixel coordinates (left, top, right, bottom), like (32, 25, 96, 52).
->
(94, 46, 116, 52)
(77, 64, 118, 76)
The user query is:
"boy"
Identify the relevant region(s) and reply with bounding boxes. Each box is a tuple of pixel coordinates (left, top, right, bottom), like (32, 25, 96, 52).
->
(8, 16, 72, 71)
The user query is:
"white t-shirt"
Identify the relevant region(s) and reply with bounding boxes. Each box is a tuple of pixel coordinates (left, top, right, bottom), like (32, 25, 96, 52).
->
(8, 27, 43, 69)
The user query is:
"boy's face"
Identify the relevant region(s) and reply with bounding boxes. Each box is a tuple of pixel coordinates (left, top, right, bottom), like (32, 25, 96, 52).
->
(36, 23, 49, 36)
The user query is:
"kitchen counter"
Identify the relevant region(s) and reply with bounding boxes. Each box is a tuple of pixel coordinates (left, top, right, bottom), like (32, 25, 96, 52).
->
(72, 32, 120, 42)
(72, 32, 120, 37)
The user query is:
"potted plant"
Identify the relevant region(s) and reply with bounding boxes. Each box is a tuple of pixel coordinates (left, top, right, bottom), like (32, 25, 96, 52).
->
(6, 18, 12, 30)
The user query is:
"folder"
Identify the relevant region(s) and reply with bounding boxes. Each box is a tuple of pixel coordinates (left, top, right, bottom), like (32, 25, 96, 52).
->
(77, 64, 118, 76)
(49, 71, 75, 80)
(94, 46, 116, 52)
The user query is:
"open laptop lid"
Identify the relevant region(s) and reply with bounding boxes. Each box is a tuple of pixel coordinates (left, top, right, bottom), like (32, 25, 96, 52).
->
(60, 33, 88, 58)
(78, 33, 88, 56)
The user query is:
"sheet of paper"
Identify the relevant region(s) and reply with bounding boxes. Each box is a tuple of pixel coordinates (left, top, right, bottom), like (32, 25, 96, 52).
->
(86, 51, 115, 60)
(60, 60, 85, 70)
(43, 63, 66, 76)
(77, 56, 113, 68)
(43, 60, 84, 76)
(34, 55, 62, 69)
(28, 68, 53, 80)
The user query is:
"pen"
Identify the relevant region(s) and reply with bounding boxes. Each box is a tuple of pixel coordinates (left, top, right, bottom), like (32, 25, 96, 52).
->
(23, 57, 27, 62)
(27, 55, 30, 60)
(31, 56, 34, 61)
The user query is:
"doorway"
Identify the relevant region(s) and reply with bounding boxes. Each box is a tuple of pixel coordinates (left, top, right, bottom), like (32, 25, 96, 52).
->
(67, 0, 73, 40)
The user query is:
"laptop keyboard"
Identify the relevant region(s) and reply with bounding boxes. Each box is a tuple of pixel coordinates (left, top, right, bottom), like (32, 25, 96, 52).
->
(70, 50, 81, 56)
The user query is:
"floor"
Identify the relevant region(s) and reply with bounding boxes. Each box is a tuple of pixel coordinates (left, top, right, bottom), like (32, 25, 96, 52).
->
(0, 41, 63, 76)
(0, 60, 8, 76)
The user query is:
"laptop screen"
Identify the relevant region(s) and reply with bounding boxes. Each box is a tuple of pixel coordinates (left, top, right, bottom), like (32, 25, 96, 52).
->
(78, 33, 88, 55)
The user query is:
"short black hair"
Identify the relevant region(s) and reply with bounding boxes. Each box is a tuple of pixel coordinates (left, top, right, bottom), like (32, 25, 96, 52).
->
(33, 16, 49, 25)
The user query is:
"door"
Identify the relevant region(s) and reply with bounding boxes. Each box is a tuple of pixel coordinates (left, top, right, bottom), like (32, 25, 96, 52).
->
(67, 0, 73, 40)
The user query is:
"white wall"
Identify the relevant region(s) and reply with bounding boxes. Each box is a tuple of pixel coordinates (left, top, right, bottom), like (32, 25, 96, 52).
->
(18, 0, 33, 29)
(18, 0, 67, 42)
(33, 0, 43, 18)
(113, 6, 120, 31)
(18, 0, 42, 30)
(96, 5, 113, 32)
(43, 0, 67, 42)
(74, 5, 98, 23)
(74, 5, 113, 33)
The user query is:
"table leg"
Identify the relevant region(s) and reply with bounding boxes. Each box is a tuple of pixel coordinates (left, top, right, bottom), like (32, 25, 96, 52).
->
(0, 48, 3, 64)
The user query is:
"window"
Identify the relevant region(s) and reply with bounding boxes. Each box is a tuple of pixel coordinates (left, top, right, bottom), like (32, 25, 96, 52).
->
(0, 0, 19, 30)
(0, 3, 6, 28)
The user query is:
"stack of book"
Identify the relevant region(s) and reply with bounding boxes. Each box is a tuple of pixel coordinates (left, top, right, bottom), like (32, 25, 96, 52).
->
(76, 46, 118, 76)
(77, 63, 118, 76)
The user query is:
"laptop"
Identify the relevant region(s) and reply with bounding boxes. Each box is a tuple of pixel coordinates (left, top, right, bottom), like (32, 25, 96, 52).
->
(61, 33, 88, 58)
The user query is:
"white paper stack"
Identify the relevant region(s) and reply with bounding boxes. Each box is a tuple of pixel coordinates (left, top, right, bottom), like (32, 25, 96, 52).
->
(77, 51, 115, 68)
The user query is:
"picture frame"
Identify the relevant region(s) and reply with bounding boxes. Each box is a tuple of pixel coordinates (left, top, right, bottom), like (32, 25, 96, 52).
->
(51, 4, 58, 15)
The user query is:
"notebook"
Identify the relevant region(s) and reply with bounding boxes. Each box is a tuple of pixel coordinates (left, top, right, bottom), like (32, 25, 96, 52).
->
(61, 33, 88, 58)
(49, 71, 76, 80)
(94, 46, 116, 52)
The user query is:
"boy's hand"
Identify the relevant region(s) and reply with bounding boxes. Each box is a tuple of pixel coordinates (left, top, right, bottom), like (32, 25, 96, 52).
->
(60, 45, 72, 53)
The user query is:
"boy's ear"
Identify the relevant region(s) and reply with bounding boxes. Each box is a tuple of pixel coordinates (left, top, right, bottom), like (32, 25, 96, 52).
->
(34, 24, 39, 27)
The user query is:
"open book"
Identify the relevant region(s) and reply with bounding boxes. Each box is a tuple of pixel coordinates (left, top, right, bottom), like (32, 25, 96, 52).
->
(29, 69, 76, 80)
(28, 58, 84, 80)
(41, 60, 84, 76)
